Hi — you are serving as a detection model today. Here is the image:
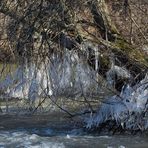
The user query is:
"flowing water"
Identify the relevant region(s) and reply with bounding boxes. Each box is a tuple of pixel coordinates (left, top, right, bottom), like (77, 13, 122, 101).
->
(0, 127, 148, 148)
(0, 113, 147, 148)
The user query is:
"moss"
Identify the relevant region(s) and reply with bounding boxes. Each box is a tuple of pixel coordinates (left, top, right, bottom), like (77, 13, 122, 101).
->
(114, 38, 148, 67)
(99, 55, 110, 75)
(100, 55, 110, 67)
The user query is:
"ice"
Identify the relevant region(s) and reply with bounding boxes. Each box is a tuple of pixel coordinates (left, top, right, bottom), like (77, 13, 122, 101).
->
(1, 50, 101, 101)
(86, 74, 148, 131)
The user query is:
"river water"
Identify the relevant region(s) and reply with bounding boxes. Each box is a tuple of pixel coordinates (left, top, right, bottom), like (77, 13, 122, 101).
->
(0, 113, 147, 148)
(0, 127, 148, 148)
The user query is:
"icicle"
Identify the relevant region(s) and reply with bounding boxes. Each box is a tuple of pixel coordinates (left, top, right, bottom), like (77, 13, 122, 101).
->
(86, 73, 148, 131)
(1, 50, 101, 100)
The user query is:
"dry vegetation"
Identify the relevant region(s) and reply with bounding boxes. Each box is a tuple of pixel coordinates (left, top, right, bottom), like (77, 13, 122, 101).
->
(0, 0, 147, 108)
